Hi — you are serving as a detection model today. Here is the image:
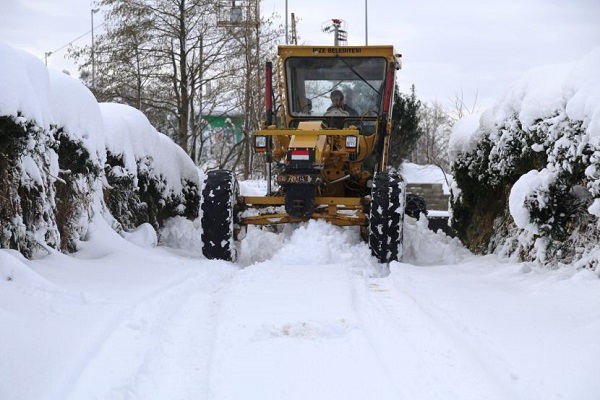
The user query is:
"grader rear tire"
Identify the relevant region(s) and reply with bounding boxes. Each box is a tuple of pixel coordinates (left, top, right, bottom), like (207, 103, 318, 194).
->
(369, 172, 406, 263)
(201, 169, 239, 261)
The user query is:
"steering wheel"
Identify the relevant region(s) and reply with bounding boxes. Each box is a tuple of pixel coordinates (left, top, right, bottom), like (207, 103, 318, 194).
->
(324, 107, 350, 117)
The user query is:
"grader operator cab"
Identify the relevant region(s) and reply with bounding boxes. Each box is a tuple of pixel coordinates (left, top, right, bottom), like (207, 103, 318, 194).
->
(201, 45, 406, 264)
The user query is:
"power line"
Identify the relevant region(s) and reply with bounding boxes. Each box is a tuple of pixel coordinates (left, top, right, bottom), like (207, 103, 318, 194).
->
(50, 29, 92, 55)
(43, 23, 102, 62)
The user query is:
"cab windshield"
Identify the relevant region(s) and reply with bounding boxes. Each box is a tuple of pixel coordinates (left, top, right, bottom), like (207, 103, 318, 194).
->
(285, 57, 388, 118)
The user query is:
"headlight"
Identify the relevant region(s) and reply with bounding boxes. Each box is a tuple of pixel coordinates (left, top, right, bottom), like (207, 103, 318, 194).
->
(345, 135, 358, 150)
(254, 135, 267, 152)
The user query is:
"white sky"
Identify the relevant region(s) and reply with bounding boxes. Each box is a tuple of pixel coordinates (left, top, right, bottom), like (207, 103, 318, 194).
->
(1, 0, 599, 108)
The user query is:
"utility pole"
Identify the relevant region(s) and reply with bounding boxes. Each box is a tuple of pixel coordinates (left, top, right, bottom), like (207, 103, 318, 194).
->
(291, 13, 297, 45)
(285, 0, 288, 44)
(365, 0, 368, 45)
(322, 19, 347, 46)
(91, 8, 100, 88)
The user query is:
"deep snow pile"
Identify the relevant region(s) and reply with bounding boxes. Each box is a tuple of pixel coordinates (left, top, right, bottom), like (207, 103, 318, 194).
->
(0, 41, 199, 257)
(450, 47, 600, 268)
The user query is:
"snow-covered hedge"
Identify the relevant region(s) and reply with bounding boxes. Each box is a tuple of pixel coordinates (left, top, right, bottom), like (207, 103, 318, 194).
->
(0, 43, 109, 257)
(450, 47, 600, 268)
(0, 114, 59, 257)
(0, 42, 200, 258)
(49, 70, 106, 252)
(0, 43, 63, 257)
(101, 103, 200, 232)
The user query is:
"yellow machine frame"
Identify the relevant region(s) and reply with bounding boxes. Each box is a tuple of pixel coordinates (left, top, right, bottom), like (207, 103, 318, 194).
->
(241, 45, 401, 228)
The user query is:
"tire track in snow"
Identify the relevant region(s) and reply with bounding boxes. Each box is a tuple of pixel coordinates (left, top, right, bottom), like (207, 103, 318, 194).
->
(353, 264, 520, 400)
(60, 263, 236, 400)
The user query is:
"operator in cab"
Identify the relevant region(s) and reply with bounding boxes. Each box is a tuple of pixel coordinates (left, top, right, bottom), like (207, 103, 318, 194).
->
(327, 89, 358, 116)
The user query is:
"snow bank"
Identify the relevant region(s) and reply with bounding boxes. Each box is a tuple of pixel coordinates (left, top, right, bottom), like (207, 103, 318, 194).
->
(48, 70, 106, 164)
(0, 250, 60, 293)
(483, 46, 600, 137)
(487, 62, 573, 130)
(0, 41, 105, 164)
(0, 42, 60, 256)
(402, 215, 471, 265)
(100, 103, 200, 193)
(564, 49, 600, 137)
(121, 223, 158, 248)
(0, 41, 201, 256)
(0, 41, 53, 128)
(239, 219, 386, 276)
(491, 47, 600, 234)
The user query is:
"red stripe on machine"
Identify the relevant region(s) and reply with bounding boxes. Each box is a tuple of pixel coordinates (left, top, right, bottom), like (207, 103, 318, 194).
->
(291, 149, 310, 160)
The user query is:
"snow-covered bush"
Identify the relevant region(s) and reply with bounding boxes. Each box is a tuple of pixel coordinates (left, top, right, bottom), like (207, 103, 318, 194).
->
(0, 44, 108, 257)
(48, 70, 106, 252)
(101, 103, 200, 234)
(450, 48, 600, 268)
(0, 44, 61, 257)
(0, 41, 201, 257)
(0, 115, 59, 257)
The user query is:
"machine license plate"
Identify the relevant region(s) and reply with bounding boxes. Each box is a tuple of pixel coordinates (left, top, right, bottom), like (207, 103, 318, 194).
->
(277, 174, 318, 185)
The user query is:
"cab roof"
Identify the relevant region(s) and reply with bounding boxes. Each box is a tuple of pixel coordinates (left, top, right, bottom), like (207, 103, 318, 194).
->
(277, 45, 401, 69)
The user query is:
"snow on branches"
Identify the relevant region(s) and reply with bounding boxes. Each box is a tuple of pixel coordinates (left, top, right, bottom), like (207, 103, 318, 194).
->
(450, 47, 600, 268)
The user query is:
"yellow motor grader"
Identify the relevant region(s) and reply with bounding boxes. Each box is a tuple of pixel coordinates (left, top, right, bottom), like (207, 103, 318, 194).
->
(201, 44, 406, 263)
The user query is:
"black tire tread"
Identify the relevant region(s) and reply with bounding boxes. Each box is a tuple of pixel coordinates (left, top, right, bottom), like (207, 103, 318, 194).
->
(369, 172, 406, 263)
(201, 170, 238, 261)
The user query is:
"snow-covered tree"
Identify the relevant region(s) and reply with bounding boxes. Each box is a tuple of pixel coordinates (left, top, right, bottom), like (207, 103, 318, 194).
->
(449, 48, 600, 269)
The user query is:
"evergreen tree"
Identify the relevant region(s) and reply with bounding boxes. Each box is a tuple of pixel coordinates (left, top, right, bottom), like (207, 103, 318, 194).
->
(389, 84, 422, 168)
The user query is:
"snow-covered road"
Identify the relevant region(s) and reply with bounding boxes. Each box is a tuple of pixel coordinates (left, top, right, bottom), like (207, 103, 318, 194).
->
(1, 217, 599, 400)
